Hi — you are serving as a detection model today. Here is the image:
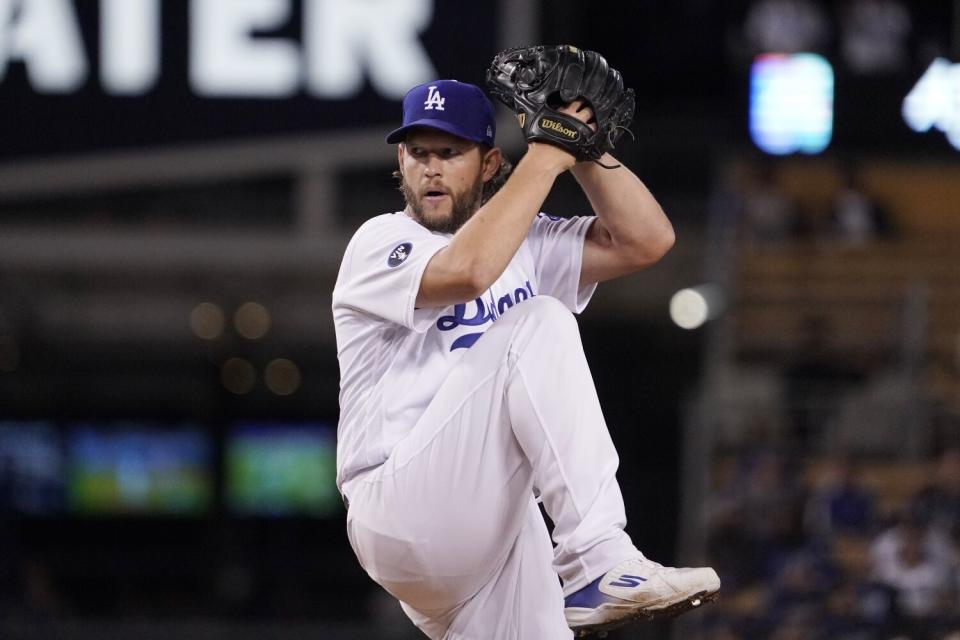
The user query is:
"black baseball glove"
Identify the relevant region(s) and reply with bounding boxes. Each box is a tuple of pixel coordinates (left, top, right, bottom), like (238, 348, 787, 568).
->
(486, 44, 635, 164)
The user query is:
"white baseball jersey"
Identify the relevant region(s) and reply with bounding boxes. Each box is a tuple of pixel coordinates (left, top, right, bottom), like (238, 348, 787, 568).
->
(332, 210, 597, 490)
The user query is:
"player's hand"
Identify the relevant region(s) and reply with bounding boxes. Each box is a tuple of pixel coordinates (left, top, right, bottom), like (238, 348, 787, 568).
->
(560, 98, 598, 132)
(559, 98, 599, 164)
(527, 99, 597, 172)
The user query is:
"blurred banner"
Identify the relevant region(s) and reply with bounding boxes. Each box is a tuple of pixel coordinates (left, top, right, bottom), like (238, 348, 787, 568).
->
(0, 0, 499, 159)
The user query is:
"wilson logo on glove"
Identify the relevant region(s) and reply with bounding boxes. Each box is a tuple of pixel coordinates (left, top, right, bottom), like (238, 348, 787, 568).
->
(539, 117, 579, 140)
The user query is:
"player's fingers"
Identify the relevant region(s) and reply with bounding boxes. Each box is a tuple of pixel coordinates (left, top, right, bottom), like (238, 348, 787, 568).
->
(558, 98, 586, 116)
(559, 99, 597, 130)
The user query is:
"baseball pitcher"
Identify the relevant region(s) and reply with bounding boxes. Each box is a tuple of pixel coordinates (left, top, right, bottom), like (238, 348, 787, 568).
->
(332, 45, 720, 638)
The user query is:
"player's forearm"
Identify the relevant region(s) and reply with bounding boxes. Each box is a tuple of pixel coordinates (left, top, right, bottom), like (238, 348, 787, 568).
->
(444, 145, 570, 292)
(572, 155, 675, 265)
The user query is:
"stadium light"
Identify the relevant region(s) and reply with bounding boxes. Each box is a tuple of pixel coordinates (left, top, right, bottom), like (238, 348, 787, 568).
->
(670, 284, 726, 330)
(749, 53, 834, 155)
(902, 57, 960, 151)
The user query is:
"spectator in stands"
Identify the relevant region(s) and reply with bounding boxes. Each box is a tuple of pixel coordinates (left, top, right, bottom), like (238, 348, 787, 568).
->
(822, 574, 893, 640)
(763, 549, 834, 627)
(738, 162, 801, 247)
(826, 166, 893, 247)
(707, 448, 806, 588)
(804, 454, 877, 538)
(911, 447, 960, 535)
(783, 314, 865, 451)
(951, 524, 960, 621)
(706, 454, 764, 590)
(697, 614, 746, 640)
(766, 606, 827, 640)
(869, 510, 955, 619)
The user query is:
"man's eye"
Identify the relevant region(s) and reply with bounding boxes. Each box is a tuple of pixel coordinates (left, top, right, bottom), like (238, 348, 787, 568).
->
(440, 148, 460, 158)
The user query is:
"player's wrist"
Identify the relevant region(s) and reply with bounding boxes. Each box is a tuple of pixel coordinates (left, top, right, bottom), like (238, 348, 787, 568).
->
(571, 152, 619, 176)
(525, 142, 577, 174)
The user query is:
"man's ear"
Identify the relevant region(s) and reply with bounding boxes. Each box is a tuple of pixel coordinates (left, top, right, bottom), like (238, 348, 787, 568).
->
(397, 143, 405, 176)
(482, 146, 502, 182)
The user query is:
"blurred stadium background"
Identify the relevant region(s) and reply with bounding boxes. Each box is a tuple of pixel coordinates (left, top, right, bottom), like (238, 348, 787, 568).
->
(1, 1, 959, 639)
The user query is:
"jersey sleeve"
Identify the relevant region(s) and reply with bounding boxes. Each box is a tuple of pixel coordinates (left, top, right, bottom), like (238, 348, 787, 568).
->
(528, 213, 598, 313)
(333, 214, 450, 332)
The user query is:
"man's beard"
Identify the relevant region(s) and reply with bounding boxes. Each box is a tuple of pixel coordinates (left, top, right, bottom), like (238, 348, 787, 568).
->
(405, 176, 484, 234)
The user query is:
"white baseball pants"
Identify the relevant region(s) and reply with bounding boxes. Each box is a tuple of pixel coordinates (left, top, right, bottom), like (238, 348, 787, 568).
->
(343, 296, 639, 639)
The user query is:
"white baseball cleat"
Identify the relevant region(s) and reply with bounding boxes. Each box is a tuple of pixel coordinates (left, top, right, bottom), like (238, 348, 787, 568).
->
(563, 556, 720, 637)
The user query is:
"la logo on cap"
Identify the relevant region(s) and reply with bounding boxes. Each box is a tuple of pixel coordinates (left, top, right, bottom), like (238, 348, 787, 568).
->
(424, 85, 445, 111)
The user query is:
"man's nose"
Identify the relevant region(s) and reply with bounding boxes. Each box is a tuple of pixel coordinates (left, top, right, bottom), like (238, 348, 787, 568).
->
(424, 154, 442, 176)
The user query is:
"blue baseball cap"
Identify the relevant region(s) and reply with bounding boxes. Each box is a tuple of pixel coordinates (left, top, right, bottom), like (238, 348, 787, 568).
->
(386, 79, 496, 146)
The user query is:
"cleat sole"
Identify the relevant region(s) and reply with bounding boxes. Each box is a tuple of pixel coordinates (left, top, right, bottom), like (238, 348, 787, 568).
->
(570, 589, 719, 637)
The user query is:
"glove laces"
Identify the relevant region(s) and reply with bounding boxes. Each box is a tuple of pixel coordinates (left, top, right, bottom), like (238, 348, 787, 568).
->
(590, 126, 634, 169)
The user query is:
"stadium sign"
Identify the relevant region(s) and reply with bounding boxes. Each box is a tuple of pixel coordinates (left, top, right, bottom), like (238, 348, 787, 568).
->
(0, 0, 435, 98)
(0, 0, 501, 158)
